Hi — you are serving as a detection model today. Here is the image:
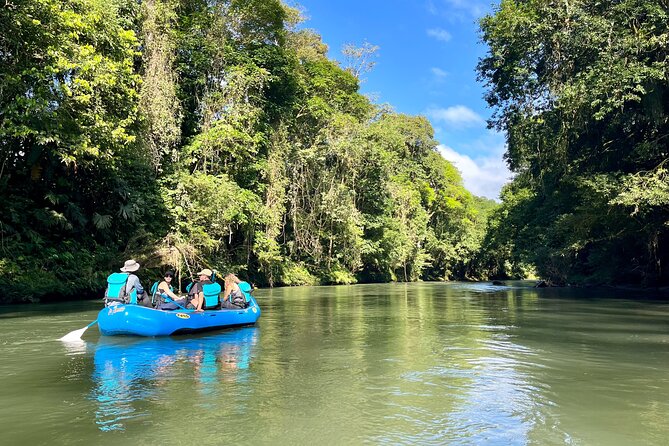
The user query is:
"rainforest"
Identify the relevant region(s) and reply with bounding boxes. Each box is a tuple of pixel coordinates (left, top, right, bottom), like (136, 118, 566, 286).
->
(1, 0, 667, 303)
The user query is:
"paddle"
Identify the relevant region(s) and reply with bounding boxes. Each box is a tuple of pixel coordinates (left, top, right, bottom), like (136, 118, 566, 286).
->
(60, 319, 98, 342)
(163, 295, 189, 311)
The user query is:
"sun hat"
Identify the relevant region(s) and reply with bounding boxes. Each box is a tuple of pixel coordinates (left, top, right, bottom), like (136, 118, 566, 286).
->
(197, 268, 213, 278)
(120, 259, 140, 272)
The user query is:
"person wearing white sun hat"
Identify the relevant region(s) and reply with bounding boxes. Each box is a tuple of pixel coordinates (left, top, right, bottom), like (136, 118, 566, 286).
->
(120, 259, 149, 306)
(186, 268, 214, 312)
(104, 259, 152, 306)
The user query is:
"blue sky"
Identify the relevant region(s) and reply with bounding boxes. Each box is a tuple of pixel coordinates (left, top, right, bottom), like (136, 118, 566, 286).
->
(293, 0, 510, 200)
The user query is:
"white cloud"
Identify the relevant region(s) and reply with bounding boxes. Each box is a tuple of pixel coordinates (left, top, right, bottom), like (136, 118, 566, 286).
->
(437, 144, 512, 200)
(427, 28, 452, 42)
(446, 0, 486, 16)
(427, 105, 484, 129)
(426, 0, 438, 15)
(427, 0, 489, 19)
(431, 67, 449, 79)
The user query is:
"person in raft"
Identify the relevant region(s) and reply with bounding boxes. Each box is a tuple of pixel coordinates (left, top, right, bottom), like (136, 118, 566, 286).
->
(220, 273, 247, 309)
(156, 270, 187, 310)
(120, 259, 150, 306)
(186, 268, 215, 312)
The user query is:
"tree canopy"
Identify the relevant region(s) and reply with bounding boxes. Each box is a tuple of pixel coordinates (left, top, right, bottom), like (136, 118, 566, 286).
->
(0, 0, 493, 302)
(477, 0, 669, 286)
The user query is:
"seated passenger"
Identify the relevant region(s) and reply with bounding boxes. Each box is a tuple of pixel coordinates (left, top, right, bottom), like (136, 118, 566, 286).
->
(105, 259, 149, 306)
(187, 268, 215, 312)
(155, 271, 187, 310)
(221, 273, 248, 309)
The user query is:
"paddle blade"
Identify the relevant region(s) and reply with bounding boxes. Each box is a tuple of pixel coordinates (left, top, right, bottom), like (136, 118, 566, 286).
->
(59, 327, 89, 342)
(59, 320, 97, 342)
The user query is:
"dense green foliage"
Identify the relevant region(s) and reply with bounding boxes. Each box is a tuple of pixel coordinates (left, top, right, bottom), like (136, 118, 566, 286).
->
(0, 0, 493, 302)
(477, 0, 669, 285)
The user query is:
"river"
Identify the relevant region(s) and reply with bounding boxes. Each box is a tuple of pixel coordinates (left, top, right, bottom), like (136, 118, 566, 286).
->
(1, 282, 668, 445)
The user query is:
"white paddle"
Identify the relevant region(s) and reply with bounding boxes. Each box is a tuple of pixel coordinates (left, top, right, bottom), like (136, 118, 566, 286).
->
(59, 320, 98, 342)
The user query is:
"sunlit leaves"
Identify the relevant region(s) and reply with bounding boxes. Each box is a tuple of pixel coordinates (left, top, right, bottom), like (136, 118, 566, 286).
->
(1, 0, 499, 302)
(611, 167, 669, 215)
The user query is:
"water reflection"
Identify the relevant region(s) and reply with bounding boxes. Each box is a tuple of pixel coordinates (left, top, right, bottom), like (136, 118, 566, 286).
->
(90, 328, 258, 431)
(3, 284, 669, 444)
(61, 339, 88, 356)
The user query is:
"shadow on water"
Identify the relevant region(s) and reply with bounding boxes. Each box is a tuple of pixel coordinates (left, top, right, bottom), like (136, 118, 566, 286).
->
(0, 300, 102, 319)
(88, 327, 259, 432)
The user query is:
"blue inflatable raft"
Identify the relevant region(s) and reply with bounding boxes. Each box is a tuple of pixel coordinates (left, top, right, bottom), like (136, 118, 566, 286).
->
(97, 297, 261, 336)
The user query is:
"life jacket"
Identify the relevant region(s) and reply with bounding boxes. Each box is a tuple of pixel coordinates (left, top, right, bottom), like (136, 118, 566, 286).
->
(105, 273, 137, 305)
(202, 281, 222, 309)
(224, 281, 252, 308)
(238, 281, 253, 303)
(186, 280, 221, 309)
(150, 281, 174, 305)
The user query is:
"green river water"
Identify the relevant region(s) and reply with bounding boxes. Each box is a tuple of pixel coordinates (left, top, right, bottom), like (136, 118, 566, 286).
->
(1, 282, 668, 445)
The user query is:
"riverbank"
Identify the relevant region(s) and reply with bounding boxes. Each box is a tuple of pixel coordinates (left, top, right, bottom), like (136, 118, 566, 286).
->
(5, 278, 669, 306)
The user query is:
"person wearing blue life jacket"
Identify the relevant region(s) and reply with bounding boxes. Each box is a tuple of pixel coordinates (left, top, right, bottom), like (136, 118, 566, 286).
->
(220, 273, 249, 309)
(187, 268, 216, 312)
(154, 270, 187, 310)
(105, 259, 149, 306)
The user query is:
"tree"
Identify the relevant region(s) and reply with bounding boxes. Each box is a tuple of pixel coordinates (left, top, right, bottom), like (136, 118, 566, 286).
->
(342, 41, 380, 81)
(0, 0, 499, 302)
(478, 0, 669, 285)
(0, 0, 158, 301)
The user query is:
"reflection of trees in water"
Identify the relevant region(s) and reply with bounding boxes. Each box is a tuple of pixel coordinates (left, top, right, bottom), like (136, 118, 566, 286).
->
(512, 297, 669, 445)
(90, 328, 258, 431)
(255, 283, 551, 444)
(369, 284, 546, 444)
(85, 285, 669, 442)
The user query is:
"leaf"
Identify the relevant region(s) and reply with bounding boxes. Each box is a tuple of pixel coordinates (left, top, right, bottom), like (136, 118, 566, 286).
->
(93, 213, 113, 230)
